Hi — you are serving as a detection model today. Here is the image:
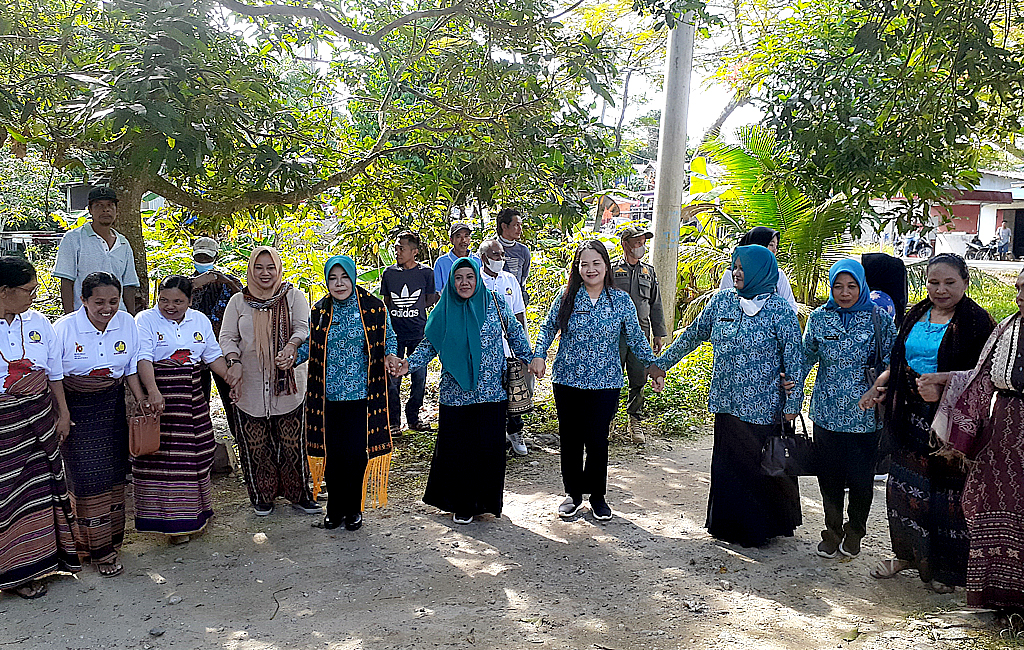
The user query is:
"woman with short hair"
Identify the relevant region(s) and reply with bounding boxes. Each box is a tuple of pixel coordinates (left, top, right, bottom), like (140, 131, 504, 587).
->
(0, 256, 79, 598)
(54, 272, 147, 577)
(862, 253, 995, 592)
(134, 275, 233, 544)
(220, 246, 319, 517)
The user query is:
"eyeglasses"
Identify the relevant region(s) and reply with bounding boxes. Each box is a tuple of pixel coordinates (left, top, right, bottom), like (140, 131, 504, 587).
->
(10, 285, 39, 298)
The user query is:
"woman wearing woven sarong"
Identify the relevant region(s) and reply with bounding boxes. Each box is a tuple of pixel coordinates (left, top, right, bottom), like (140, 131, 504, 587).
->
(402, 257, 532, 525)
(299, 256, 399, 531)
(54, 272, 147, 577)
(932, 268, 1024, 613)
(134, 276, 232, 544)
(862, 254, 995, 592)
(220, 247, 320, 517)
(530, 241, 660, 522)
(653, 245, 805, 547)
(0, 256, 79, 599)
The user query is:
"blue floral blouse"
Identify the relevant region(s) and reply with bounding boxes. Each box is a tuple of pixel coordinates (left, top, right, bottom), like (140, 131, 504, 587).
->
(803, 306, 897, 433)
(654, 290, 805, 425)
(407, 294, 532, 406)
(296, 296, 397, 401)
(904, 310, 948, 375)
(534, 287, 656, 390)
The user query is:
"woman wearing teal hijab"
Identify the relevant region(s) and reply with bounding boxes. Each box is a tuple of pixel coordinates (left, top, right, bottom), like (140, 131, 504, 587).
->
(804, 258, 897, 559)
(296, 255, 399, 532)
(401, 257, 533, 525)
(653, 244, 806, 547)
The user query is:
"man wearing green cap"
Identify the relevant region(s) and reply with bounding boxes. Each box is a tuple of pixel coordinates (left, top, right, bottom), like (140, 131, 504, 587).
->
(612, 225, 667, 444)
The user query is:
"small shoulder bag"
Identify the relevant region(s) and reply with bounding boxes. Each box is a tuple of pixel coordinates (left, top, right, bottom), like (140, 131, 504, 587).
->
(491, 290, 534, 414)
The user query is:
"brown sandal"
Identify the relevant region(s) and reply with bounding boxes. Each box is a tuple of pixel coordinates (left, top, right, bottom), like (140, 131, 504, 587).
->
(3, 580, 47, 599)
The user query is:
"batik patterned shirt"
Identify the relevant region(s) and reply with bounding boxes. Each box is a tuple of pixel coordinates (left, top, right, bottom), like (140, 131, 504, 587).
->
(803, 305, 897, 432)
(655, 289, 804, 425)
(407, 295, 532, 406)
(296, 296, 396, 401)
(534, 287, 656, 390)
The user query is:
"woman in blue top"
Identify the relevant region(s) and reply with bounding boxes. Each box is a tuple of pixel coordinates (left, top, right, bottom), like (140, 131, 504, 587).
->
(653, 245, 804, 547)
(861, 254, 995, 592)
(297, 256, 399, 532)
(403, 257, 533, 525)
(803, 259, 897, 559)
(531, 240, 662, 521)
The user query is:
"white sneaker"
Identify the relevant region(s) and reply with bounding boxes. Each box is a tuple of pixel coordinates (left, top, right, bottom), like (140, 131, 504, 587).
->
(874, 474, 888, 482)
(506, 431, 528, 456)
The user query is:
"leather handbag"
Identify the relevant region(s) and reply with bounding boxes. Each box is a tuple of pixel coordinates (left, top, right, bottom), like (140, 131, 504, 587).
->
(129, 408, 161, 457)
(761, 413, 817, 476)
(491, 290, 534, 414)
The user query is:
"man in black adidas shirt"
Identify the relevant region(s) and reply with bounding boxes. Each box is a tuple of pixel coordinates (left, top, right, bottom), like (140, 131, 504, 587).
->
(380, 231, 437, 432)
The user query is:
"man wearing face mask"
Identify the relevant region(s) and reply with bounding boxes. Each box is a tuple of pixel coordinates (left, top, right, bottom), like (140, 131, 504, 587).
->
(478, 239, 529, 456)
(612, 225, 667, 444)
(190, 236, 243, 468)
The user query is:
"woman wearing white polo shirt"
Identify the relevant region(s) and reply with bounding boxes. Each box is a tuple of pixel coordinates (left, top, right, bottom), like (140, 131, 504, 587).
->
(54, 272, 147, 577)
(0, 256, 78, 600)
(134, 275, 232, 544)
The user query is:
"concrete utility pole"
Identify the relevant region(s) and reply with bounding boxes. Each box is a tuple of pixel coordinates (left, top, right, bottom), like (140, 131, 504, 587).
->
(650, 13, 695, 337)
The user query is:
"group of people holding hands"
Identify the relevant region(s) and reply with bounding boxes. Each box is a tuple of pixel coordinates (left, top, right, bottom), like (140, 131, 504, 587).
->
(1, 185, 1021, 621)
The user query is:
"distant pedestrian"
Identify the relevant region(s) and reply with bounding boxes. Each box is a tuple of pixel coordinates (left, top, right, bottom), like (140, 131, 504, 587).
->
(997, 218, 1012, 260)
(53, 187, 140, 315)
(381, 231, 437, 433)
(495, 208, 532, 305)
(612, 225, 667, 444)
(434, 222, 478, 292)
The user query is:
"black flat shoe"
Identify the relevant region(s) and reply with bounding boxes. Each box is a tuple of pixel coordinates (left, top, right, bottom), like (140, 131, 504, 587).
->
(312, 516, 341, 530)
(344, 514, 363, 531)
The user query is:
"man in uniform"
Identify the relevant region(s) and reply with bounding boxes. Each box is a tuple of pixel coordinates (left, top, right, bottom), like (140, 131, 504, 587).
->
(612, 225, 667, 444)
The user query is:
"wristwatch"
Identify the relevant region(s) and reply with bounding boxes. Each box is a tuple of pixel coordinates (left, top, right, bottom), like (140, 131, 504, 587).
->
(226, 358, 241, 368)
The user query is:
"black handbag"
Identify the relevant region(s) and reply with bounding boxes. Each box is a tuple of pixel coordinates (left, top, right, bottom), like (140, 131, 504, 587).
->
(761, 413, 818, 477)
(864, 308, 888, 421)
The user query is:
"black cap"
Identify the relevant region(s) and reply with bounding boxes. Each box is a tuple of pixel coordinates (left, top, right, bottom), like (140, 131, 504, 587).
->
(87, 186, 118, 205)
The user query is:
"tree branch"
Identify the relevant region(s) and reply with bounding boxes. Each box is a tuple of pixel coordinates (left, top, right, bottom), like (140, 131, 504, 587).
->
(149, 143, 457, 216)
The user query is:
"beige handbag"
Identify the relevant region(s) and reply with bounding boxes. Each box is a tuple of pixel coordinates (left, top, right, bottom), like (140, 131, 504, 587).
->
(491, 290, 534, 414)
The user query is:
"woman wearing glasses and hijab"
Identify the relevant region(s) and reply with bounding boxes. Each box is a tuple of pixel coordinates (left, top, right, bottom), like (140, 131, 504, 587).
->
(719, 226, 799, 313)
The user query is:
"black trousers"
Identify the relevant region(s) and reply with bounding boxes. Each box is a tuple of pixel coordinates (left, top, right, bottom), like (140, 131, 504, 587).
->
(553, 384, 620, 498)
(324, 400, 369, 520)
(387, 339, 427, 428)
(815, 424, 880, 541)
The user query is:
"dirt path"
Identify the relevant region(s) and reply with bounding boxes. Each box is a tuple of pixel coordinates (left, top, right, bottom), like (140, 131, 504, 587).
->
(0, 430, 1005, 649)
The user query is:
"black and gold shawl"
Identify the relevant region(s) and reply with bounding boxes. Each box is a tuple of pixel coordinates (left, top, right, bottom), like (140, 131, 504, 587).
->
(305, 286, 392, 508)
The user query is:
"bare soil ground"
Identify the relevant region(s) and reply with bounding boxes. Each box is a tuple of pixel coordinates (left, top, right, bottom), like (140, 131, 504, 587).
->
(1, 415, 1012, 650)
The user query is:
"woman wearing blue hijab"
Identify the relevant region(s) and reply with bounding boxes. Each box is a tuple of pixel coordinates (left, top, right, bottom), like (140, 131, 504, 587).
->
(402, 257, 533, 525)
(296, 255, 399, 532)
(803, 258, 897, 559)
(653, 245, 805, 547)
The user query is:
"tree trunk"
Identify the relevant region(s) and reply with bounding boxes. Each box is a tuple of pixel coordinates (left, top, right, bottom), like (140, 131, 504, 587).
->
(702, 91, 750, 142)
(110, 171, 150, 311)
(614, 69, 633, 150)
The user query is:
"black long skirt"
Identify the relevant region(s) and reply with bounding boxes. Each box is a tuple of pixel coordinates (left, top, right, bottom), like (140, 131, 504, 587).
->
(423, 401, 507, 517)
(707, 413, 802, 547)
